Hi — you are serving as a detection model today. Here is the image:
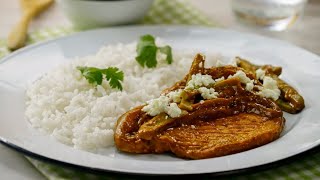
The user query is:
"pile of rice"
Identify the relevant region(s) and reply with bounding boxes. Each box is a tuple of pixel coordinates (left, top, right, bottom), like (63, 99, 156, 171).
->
(25, 39, 222, 151)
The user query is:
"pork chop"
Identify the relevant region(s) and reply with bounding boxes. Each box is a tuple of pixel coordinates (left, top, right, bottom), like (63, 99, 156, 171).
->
(114, 54, 285, 159)
(114, 98, 284, 159)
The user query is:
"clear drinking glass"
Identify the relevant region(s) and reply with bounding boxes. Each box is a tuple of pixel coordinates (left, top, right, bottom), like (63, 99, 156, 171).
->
(231, 0, 308, 31)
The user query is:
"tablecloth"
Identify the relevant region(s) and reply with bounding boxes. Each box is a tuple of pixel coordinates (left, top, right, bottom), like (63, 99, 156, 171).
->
(1, 0, 320, 179)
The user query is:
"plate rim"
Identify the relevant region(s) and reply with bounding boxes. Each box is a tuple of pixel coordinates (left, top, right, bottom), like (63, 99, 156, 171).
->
(0, 25, 319, 176)
(1, 139, 320, 177)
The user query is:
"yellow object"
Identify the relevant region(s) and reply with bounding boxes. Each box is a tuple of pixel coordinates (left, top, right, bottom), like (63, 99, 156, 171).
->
(7, 0, 54, 51)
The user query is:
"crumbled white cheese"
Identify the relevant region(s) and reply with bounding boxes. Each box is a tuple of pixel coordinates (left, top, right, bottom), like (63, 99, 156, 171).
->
(165, 103, 182, 118)
(229, 70, 251, 84)
(142, 95, 182, 118)
(263, 77, 278, 89)
(228, 70, 254, 91)
(214, 76, 225, 82)
(245, 81, 254, 91)
(142, 96, 170, 116)
(256, 69, 266, 80)
(166, 89, 183, 103)
(191, 125, 196, 129)
(185, 73, 215, 90)
(257, 76, 280, 101)
(258, 89, 280, 101)
(142, 68, 276, 118)
(198, 87, 219, 99)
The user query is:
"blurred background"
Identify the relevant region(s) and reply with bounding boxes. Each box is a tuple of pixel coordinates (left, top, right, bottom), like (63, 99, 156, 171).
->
(0, 0, 319, 53)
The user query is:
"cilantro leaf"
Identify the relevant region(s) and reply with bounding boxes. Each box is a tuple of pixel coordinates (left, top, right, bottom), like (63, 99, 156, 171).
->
(159, 45, 173, 64)
(77, 67, 103, 85)
(103, 67, 124, 91)
(77, 66, 124, 91)
(136, 34, 158, 68)
(135, 34, 173, 68)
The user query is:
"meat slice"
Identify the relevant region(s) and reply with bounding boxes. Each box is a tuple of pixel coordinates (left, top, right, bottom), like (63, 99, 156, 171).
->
(156, 113, 284, 159)
(114, 102, 285, 159)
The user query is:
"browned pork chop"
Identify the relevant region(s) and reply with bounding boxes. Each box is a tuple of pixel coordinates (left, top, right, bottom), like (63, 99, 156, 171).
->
(114, 54, 285, 159)
(157, 113, 284, 159)
(114, 102, 284, 159)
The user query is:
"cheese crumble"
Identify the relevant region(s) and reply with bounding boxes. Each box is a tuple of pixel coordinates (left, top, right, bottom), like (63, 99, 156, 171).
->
(166, 89, 183, 103)
(185, 74, 215, 90)
(166, 103, 182, 118)
(228, 70, 254, 91)
(214, 76, 225, 82)
(142, 95, 182, 118)
(143, 69, 281, 118)
(142, 96, 170, 117)
(257, 76, 281, 101)
(198, 87, 219, 99)
(256, 69, 266, 80)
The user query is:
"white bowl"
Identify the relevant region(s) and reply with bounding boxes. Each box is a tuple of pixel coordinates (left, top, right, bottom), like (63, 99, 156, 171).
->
(57, 0, 155, 29)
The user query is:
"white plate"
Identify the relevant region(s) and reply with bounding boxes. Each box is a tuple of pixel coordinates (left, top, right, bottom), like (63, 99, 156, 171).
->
(0, 26, 320, 175)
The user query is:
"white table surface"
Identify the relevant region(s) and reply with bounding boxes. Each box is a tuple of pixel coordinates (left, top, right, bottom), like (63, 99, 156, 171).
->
(0, 0, 319, 179)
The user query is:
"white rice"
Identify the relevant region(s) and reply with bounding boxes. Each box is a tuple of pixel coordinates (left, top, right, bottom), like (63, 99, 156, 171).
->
(25, 39, 223, 151)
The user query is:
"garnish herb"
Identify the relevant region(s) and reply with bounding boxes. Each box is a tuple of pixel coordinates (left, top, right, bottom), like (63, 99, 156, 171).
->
(77, 66, 124, 91)
(158, 45, 173, 65)
(135, 34, 173, 68)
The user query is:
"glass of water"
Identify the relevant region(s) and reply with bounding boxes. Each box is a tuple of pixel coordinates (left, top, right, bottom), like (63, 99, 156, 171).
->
(231, 0, 308, 31)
